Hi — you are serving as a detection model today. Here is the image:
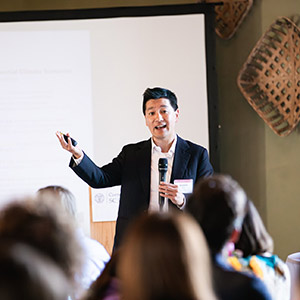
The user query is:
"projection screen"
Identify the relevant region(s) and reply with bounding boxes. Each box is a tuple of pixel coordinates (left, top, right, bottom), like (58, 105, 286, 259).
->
(0, 4, 218, 233)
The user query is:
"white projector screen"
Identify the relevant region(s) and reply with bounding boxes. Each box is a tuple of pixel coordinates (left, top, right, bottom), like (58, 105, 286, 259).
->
(0, 4, 218, 233)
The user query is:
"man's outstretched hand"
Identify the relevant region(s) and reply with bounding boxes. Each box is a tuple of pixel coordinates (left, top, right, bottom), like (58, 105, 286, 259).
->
(56, 131, 83, 159)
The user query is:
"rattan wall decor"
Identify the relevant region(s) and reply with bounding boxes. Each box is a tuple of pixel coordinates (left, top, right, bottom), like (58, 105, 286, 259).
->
(237, 17, 300, 137)
(290, 14, 300, 28)
(200, 0, 253, 39)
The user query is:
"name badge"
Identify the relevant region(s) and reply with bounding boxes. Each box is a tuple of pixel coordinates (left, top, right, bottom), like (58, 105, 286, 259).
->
(174, 179, 193, 194)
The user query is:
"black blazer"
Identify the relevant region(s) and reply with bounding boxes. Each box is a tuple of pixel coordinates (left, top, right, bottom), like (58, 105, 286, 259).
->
(70, 135, 213, 248)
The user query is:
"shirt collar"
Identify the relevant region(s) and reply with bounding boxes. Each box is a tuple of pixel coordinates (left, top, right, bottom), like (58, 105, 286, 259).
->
(151, 135, 177, 156)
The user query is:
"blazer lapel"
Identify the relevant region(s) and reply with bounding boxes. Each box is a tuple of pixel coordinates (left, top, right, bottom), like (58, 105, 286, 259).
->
(171, 136, 190, 182)
(137, 139, 151, 203)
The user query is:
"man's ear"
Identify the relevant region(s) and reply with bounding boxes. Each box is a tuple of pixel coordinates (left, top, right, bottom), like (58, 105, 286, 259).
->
(175, 109, 179, 123)
(229, 229, 240, 243)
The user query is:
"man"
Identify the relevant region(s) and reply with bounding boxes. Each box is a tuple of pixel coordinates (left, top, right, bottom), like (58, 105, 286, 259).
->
(186, 174, 272, 300)
(57, 87, 213, 248)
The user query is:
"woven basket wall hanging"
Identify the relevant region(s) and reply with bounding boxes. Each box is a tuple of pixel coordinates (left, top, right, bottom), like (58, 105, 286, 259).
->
(237, 17, 300, 137)
(201, 0, 253, 39)
(290, 14, 300, 28)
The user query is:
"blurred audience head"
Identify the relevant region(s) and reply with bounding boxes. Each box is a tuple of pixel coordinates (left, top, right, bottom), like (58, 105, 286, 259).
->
(235, 199, 274, 257)
(186, 174, 248, 255)
(37, 185, 112, 298)
(0, 241, 70, 300)
(119, 212, 217, 300)
(37, 185, 77, 218)
(0, 196, 83, 290)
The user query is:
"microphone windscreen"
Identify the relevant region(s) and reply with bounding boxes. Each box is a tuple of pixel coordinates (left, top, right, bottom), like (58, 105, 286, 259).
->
(158, 158, 168, 172)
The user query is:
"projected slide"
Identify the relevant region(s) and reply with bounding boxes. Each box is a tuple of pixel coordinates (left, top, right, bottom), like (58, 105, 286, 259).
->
(0, 29, 93, 231)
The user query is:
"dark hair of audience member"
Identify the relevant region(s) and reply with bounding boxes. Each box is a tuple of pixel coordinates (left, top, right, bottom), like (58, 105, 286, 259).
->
(186, 174, 248, 255)
(234, 199, 274, 257)
(83, 250, 120, 300)
(118, 212, 217, 300)
(0, 241, 70, 300)
(0, 196, 83, 291)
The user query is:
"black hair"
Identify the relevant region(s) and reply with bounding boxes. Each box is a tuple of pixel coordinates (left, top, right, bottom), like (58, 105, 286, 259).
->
(142, 87, 178, 115)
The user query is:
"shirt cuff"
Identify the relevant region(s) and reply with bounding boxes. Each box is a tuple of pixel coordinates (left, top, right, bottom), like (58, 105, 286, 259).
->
(73, 153, 83, 165)
(177, 194, 186, 210)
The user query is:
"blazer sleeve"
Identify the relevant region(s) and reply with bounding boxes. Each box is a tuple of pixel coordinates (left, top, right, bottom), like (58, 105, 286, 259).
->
(69, 149, 125, 189)
(196, 148, 214, 179)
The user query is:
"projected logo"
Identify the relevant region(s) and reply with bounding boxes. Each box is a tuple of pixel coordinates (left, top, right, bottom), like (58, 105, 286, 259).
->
(94, 193, 105, 204)
(91, 186, 120, 222)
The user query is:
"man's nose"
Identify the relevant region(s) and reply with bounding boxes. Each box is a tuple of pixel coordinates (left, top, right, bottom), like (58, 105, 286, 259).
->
(155, 112, 163, 121)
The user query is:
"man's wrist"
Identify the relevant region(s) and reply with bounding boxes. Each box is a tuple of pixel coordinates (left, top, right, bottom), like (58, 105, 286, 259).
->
(72, 151, 84, 165)
(72, 149, 83, 160)
(177, 194, 186, 209)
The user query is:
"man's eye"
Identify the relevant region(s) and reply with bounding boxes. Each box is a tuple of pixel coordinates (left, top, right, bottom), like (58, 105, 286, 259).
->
(149, 112, 155, 116)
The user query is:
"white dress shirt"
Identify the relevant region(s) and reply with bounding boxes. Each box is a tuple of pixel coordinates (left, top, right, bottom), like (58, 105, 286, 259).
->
(148, 136, 177, 212)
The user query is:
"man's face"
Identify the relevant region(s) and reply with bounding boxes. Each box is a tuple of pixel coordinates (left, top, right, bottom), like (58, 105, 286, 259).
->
(145, 98, 179, 144)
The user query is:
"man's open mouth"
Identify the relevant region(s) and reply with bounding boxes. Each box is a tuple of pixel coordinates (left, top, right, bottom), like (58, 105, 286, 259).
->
(155, 124, 167, 129)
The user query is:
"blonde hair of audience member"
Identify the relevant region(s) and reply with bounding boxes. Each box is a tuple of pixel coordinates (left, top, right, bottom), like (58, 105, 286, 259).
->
(0, 196, 83, 295)
(0, 241, 70, 300)
(37, 185, 111, 298)
(119, 212, 217, 300)
(37, 185, 77, 218)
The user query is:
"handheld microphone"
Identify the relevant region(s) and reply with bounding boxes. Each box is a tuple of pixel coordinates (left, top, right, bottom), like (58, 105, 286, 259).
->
(158, 158, 168, 211)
